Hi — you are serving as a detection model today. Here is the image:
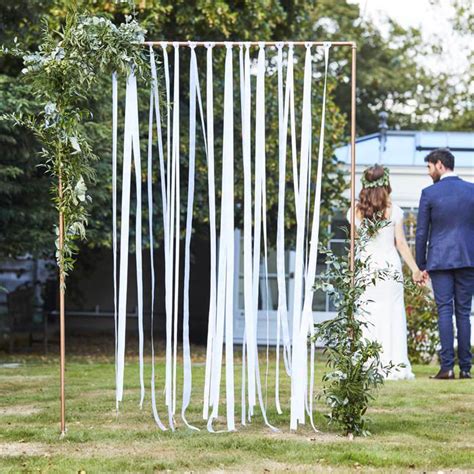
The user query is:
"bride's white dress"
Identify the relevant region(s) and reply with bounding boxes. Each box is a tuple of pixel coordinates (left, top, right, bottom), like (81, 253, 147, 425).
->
(348, 204, 415, 380)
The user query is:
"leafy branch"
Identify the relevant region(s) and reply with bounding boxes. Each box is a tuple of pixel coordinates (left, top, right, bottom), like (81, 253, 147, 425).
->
(1, 9, 147, 279)
(313, 217, 402, 437)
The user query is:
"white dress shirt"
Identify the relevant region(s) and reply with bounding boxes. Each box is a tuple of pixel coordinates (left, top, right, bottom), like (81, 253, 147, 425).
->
(440, 171, 457, 180)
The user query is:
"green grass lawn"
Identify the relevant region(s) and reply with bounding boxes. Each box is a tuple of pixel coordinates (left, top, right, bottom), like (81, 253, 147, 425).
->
(0, 351, 473, 473)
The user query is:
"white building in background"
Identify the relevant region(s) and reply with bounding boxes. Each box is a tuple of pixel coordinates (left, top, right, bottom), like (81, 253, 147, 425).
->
(233, 129, 474, 345)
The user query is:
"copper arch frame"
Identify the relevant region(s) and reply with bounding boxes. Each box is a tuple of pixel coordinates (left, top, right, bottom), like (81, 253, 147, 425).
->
(57, 40, 357, 435)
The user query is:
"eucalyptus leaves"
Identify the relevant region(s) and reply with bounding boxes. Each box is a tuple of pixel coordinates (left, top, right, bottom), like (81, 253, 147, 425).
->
(313, 219, 400, 437)
(3, 12, 146, 278)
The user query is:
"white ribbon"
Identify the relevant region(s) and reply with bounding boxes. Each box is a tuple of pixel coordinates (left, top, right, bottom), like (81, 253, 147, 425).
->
(251, 44, 263, 421)
(301, 42, 331, 432)
(208, 43, 235, 432)
(171, 43, 181, 418)
(290, 44, 313, 430)
(287, 44, 299, 213)
(259, 50, 270, 410)
(116, 74, 131, 409)
(148, 47, 167, 431)
(242, 42, 256, 418)
(282, 45, 295, 375)
(133, 75, 145, 411)
(223, 42, 236, 432)
(274, 43, 293, 414)
(116, 72, 143, 408)
(203, 42, 217, 421)
(238, 43, 247, 425)
(274, 45, 283, 415)
(112, 72, 118, 409)
(114, 40, 333, 434)
(252, 44, 278, 432)
(251, 44, 264, 421)
(161, 42, 175, 430)
(181, 43, 207, 431)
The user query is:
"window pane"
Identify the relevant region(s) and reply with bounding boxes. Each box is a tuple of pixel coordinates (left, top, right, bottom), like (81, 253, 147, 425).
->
(238, 276, 244, 309)
(331, 211, 348, 239)
(312, 289, 326, 311)
(330, 241, 346, 257)
(258, 276, 279, 311)
(329, 293, 339, 312)
(312, 262, 327, 311)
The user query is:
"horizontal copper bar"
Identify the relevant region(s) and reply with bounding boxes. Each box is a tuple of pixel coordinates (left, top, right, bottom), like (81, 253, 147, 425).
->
(144, 41, 356, 47)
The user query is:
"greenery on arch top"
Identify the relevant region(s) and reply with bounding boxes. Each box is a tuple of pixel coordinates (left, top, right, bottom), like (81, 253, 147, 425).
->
(2, 10, 147, 278)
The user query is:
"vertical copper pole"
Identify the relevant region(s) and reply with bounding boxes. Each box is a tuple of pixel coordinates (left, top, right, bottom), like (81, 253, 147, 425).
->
(349, 44, 357, 276)
(58, 173, 66, 436)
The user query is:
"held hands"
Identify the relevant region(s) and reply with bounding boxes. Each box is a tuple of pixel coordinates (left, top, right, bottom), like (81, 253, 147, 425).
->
(412, 269, 429, 286)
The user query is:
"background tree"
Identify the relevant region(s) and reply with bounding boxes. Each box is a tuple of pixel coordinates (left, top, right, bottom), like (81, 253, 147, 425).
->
(0, 1, 57, 257)
(1, 0, 471, 261)
(431, 0, 473, 131)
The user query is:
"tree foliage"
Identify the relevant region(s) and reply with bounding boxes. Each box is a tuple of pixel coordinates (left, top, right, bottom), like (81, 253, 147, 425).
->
(1, 0, 470, 259)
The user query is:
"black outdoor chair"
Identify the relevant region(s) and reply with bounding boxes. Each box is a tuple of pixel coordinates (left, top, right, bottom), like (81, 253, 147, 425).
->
(5, 284, 44, 352)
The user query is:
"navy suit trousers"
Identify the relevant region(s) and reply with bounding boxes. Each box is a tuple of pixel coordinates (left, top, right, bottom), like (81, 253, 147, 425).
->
(429, 268, 474, 371)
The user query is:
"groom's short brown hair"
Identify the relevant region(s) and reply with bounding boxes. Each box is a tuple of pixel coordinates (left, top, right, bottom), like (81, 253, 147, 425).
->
(424, 148, 455, 170)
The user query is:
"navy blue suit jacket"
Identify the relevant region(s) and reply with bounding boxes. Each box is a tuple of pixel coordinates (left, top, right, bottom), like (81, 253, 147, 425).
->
(416, 176, 474, 271)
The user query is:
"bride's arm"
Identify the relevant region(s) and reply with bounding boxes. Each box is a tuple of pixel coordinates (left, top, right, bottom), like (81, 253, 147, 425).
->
(394, 220, 423, 282)
(346, 205, 359, 238)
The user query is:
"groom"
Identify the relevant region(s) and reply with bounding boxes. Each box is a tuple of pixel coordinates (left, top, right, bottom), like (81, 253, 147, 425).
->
(416, 148, 474, 380)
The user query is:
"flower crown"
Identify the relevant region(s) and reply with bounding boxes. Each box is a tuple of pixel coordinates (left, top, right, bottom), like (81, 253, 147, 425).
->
(361, 166, 390, 189)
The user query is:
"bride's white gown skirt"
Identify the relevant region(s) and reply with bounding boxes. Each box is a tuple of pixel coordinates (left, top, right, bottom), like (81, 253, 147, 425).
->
(362, 275, 415, 380)
(352, 204, 416, 381)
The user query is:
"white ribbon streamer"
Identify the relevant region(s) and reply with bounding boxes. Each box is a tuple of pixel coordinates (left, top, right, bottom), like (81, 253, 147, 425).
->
(203, 43, 217, 420)
(113, 40, 334, 434)
(112, 72, 118, 408)
(259, 51, 270, 410)
(181, 43, 207, 431)
(290, 44, 313, 430)
(148, 47, 167, 431)
(208, 44, 235, 432)
(287, 44, 299, 214)
(242, 42, 256, 417)
(132, 74, 145, 411)
(252, 44, 278, 432)
(251, 45, 264, 421)
(171, 44, 181, 419)
(238, 43, 247, 425)
(274, 43, 293, 414)
(161, 42, 175, 430)
(116, 72, 143, 408)
(116, 75, 132, 409)
(301, 42, 331, 432)
(223, 43, 236, 432)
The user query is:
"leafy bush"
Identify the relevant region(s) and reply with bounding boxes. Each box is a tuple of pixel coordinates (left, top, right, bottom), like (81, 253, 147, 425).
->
(313, 218, 400, 437)
(403, 273, 439, 364)
(403, 211, 439, 364)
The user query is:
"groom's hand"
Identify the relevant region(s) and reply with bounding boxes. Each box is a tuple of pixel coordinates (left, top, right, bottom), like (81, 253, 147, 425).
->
(421, 270, 430, 285)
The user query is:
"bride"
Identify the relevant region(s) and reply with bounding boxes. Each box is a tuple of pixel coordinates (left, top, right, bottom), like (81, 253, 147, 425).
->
(347, 164, 420, 380)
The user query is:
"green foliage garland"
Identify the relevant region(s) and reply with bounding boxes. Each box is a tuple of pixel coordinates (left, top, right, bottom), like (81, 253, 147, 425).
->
(3, 11, 147, 278)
